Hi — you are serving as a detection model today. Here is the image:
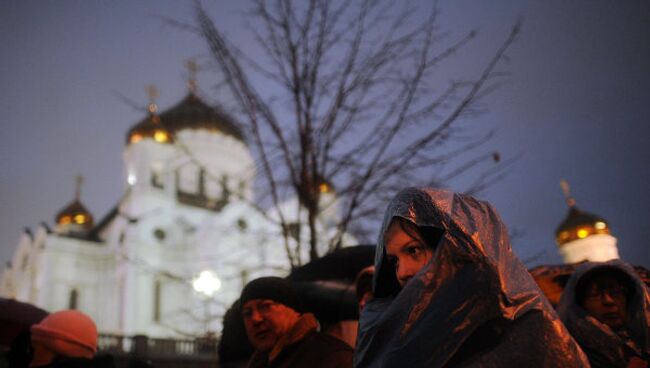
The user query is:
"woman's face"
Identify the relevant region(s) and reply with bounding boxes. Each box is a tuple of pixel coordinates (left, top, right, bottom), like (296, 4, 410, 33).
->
(580, 274, 628, 330)
(385, 220, 433, 287)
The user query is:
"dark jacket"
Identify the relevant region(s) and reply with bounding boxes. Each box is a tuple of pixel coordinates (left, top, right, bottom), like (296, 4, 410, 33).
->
(32, 355, 115, 368)
(557, 260, 650, 368)
(248, 313, 352, 368)
(355, 188, 589, 367)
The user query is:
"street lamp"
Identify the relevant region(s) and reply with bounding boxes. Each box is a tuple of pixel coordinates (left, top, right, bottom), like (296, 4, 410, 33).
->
(192, 270, 222, 297)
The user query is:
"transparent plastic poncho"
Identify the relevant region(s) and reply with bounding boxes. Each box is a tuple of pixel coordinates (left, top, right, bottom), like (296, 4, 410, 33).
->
(557, 260, 650, 367)
(354, 188, 588, 367)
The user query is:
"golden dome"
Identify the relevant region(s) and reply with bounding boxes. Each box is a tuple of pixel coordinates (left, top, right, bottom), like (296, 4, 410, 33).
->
(126, 93, 244, 145)
(318, 182, 334, 194)
(55, 176, 94, 233)
(315, 175, 335, 195)
(555, 206, 610, 246)
(127, 108, 174, 145)
(55, 199, 95, 230)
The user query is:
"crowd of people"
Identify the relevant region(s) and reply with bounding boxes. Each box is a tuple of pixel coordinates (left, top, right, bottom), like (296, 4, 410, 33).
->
(3, 187, 649, 367)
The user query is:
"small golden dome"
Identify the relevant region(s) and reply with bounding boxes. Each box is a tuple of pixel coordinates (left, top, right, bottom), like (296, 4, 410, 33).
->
(55, 176, 94, 232)
(315, 175, 335, 195)
(555, 206, 610, 246)
(127, 114, 174, 145)
(126, 92, 244, 146)
(126, 86, 174, 145)
(55, 199, 95, 230)
(318, 182, 334, 194)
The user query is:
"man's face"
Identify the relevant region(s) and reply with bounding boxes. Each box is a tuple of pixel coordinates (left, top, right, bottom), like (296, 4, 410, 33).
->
(385, 220, 433, 287)
(242, 299, 300, 352)
(580, 275, 628, 330)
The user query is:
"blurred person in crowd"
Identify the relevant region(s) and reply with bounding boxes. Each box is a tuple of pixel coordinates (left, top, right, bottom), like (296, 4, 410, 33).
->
(29, 310, 113, 368)
(0, 298, 47, 368)
(355, 266, 374, 313)
(5, 330, 35, 368)
(354, 187, 588, 367)
(240, 277, 352, 368)
(558, 260, 650, 368)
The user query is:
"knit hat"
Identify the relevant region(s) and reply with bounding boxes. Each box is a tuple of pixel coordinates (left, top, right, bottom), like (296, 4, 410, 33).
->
(240, 277, 302, 312)
(30, 310, 97, 359)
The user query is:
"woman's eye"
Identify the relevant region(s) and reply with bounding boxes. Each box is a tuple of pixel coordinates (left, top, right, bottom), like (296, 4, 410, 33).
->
(407, 246, 422, 257)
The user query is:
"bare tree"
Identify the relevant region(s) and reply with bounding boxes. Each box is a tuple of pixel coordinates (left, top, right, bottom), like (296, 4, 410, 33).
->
(194, 0, 520, 267)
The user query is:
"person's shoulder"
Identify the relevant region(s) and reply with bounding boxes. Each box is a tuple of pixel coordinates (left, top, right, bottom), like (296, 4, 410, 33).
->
(298, 332, 353, 367)
(308, 332, 353, 352)
(44, 355, 115, 368)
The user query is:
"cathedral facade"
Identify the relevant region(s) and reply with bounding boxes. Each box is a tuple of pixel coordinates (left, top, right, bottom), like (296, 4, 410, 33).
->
(0, 84, 348, 338)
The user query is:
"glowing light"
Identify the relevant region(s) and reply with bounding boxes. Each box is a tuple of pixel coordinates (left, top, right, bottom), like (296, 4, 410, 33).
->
(577, 229, 589, 239)
(59, 216, 72, 225)
(154, 130, 169, 143)
(594, 221, 606, 230)
(193, 270, 221, 297)
(74, 214, 86, 224)
(127, 173, 136, 185)
(130, 134, 143, 144)
(318, 183, 330, 193)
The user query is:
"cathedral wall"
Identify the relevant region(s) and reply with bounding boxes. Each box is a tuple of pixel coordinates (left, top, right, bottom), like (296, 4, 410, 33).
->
(36, 235, 119, 332)
(559, 233, 619, 263)
(174, 130, 255, 200)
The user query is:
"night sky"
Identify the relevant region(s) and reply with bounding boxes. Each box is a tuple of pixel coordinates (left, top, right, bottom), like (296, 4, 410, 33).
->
(1, 1, 649, 269)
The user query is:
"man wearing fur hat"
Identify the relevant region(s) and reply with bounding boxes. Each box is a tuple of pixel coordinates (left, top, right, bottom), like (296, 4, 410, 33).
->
(240, 276, 353, 368)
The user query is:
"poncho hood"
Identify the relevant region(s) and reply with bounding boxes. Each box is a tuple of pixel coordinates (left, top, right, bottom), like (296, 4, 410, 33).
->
(557, 260, 650, 367)
(355, 187, 588, 367)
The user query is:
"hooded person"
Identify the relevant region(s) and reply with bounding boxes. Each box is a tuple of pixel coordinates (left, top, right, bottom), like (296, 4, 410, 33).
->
(354, 187, 589, 367)
(240, 276, 353, 368)
(557, 260, 650, 367)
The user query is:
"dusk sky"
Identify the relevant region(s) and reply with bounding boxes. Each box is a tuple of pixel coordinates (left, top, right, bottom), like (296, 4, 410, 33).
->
(1, 0, 649, 269)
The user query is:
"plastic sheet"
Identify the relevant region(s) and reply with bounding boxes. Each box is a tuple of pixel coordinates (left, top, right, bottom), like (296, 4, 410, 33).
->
(354, 187, 588, 367)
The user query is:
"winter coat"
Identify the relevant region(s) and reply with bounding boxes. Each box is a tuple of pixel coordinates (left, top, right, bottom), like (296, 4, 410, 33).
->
(248, 313, 353, 368)
(32, 355, 115, 368)
(354, 187, 589, 367)
(557, 260, 650, 368)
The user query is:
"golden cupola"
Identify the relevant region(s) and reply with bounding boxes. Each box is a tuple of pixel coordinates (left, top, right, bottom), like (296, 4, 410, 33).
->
(554, 180, 618, 264)
(316, 176, 335, 195)
(126, 86, 174, 145)
(554, 179, 610, 247)
(555, 206, 610, 246)
(126, 66, 244, 146)
(55, 176, 94, 234)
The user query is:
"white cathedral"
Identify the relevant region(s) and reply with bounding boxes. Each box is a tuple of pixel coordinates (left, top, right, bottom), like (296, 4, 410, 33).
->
(0, 80, 350, 338)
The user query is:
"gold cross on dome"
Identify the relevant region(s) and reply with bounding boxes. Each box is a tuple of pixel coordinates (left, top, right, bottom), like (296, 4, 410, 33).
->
(560, 179, 576, 208)
(146, 85, 159, 114)
(75, 175, 84, 200)
(185, 59, 199, 92)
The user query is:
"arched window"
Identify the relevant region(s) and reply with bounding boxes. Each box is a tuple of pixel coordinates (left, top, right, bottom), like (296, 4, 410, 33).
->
(69, 289, 79, 310)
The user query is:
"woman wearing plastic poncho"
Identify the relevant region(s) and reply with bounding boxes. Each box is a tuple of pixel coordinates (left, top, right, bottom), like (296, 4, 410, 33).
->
(557, 260, 650, 367)
(354, 188, 588, 367)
